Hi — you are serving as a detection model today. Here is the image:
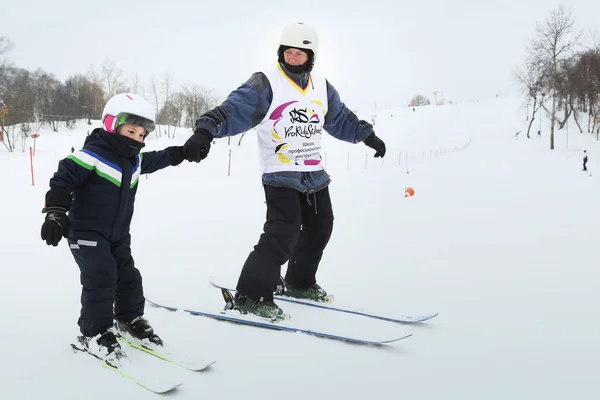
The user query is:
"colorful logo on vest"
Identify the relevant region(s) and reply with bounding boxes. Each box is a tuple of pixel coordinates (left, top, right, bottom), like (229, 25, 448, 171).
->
(269, 100, 324, 165)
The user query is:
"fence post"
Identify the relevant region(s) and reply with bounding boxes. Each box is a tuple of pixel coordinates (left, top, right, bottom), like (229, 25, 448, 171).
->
(228, 149, 232, 176)
(29, 147, 35, 186)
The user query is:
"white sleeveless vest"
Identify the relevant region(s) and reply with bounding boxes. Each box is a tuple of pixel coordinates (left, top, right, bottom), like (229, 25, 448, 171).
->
(256, 63, 328, 174)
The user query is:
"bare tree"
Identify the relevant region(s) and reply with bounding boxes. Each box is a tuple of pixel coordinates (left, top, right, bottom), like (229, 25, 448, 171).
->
(516, 59, 547, 138)
(591, 29, 600, 51)
(3, 124, 16, 152)
(160, 72, 173, 135)
(408, 94, 430, 107)
(32, 69, 65, 131)
(530, 5, 581, 149)
(3, 68, 36, 126)
(86, 65, 107, 116)
(170, 92, 186, 128)
(63, 74, 105, 122)
(0, 36, 13, 59)
(130, 73, 144, 96)
(101, 58, 126, 97)
(181, 85, 219, 129)
(1, 104, 9, 151)
(149, 75, 160, 126)
(558, 59, 583, 133)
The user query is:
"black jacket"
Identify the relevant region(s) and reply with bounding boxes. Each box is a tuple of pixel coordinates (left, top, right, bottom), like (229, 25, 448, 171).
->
(45, 128, 183, 240)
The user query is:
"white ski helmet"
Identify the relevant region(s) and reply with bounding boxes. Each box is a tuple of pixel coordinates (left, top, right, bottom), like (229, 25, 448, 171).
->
(102, 93, 156, 134)
(279, 22, 319, 58)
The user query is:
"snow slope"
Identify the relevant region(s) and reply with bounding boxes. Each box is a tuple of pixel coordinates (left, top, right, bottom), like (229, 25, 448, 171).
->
(1, 97, 598, 399)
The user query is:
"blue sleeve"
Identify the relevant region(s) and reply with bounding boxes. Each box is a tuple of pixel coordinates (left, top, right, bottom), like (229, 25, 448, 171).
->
(194, 72, 273, 138)
(323, 80, 374, 143)
(140, 150, 173, 174)
(49, 154, 94, 191)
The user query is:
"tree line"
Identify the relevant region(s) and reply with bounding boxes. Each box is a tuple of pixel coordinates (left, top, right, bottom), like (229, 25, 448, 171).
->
(0, 36, 218, 145)
(517, 5, 600, 148)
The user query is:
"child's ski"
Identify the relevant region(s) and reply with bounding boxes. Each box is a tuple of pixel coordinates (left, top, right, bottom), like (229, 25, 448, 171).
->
(116, 334, 216, 372)
(70, 343, 182, 394)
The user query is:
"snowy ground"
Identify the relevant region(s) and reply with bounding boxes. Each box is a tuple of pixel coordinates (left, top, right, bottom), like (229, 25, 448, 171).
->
(1, 97, 598, 399)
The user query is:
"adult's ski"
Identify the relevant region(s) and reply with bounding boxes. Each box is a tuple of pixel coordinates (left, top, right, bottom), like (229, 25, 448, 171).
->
(209, 281, 438, 324)
(145, 297, 411, 346)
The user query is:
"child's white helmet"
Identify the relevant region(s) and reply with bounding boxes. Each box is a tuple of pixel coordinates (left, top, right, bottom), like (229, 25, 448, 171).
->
(102, 93, 156, 134)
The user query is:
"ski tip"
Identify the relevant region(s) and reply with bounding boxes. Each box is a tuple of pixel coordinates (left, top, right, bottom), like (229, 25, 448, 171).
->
(144, 298, 178, 312)
(151, 382, 183, 394)
(392, 313, 439, 324)
(190, 360, 217, 371)
(424, 313, 439, 321)
(372, 334, 413, 345)
(209, 281, 229, 290)
(410, 313, 439, 323)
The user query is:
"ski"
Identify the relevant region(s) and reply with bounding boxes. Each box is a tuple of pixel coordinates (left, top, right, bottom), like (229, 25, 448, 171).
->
(116, 334, 216, 372)
(209, 281, 438, 324)
(70, 343, 182, 394)
(145, 297, 412, 346)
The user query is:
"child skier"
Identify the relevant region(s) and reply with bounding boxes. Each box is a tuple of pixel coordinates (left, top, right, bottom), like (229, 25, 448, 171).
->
(40, 93, 186, 363)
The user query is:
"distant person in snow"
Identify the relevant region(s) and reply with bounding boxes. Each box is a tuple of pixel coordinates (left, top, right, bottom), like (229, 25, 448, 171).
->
(40, 93, 188, 364)
(70, 146, 74, 154)
(182, 22, 386, 320)
(583, 150, 588, 171)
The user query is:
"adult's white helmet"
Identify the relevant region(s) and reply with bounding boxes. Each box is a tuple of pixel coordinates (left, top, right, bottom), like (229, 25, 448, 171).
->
(279, 22, 319, 56)
(102, 93, 156, 134)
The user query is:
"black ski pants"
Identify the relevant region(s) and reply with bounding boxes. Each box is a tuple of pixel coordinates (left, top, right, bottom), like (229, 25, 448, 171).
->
(236, 185, 334, 301)
(68, 232, 144, 337)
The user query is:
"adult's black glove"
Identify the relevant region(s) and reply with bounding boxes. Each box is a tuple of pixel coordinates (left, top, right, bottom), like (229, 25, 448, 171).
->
(364, 133, 386, 158)
(41, 206, 70, 246)
(183, 129, 213, 162)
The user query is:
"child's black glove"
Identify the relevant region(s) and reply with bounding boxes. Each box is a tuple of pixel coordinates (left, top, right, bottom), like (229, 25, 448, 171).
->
(167, 146, 185, 166)
(41, 206, 70, 246)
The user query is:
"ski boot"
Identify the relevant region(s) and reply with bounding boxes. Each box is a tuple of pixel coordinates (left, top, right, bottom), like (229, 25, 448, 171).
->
(76, 328, 126, 366)
(276, 277, 332, 302)
(222, 288, 287, 321)
(116, 316, 163, 346)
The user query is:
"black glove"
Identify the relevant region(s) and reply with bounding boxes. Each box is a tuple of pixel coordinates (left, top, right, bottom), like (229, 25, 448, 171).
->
(364, 133, 386, 158)
(167, 146, 185, 166)
(183, 129, 213, 162)
(41, 206, 70, 246)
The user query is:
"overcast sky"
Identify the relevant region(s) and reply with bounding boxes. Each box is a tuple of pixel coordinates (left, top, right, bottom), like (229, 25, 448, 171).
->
(4, 0, 599, 111)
